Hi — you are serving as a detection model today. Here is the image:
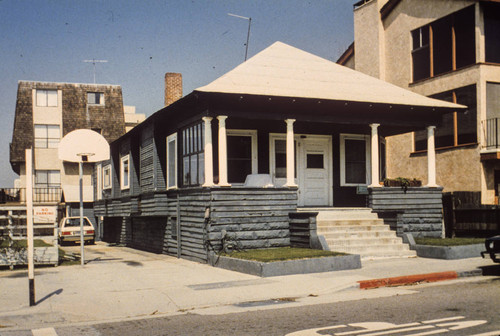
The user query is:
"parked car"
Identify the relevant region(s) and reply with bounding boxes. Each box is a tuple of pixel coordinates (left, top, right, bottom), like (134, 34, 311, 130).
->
(58, 217, 95, 245)
(481, 235, 500, 263)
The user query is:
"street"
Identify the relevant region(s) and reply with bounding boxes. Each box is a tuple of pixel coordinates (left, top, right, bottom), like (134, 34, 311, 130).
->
(5, 277, 499, 336)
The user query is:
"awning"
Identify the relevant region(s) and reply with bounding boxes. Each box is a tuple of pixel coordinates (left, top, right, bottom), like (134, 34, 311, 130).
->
(62, 185, 94, 203)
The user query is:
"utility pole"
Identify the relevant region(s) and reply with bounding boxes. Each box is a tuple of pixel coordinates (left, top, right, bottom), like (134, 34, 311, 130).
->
(83, 59, 108, 83)
(228, 13, 252, 61)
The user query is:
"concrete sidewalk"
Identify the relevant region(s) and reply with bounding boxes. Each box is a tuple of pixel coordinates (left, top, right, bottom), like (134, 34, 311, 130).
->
(0, 242, 496, 331)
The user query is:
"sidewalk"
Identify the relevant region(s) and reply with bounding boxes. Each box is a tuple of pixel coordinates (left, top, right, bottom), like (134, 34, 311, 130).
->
(0, 242, 496, 331)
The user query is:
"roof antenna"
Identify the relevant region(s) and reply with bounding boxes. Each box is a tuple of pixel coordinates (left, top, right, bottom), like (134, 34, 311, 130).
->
(83, 59, 108, 83)
(228, 13, 252, 61)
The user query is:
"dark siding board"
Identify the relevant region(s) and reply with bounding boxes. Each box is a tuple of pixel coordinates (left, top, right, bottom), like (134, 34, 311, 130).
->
(370, 187, 444, 238)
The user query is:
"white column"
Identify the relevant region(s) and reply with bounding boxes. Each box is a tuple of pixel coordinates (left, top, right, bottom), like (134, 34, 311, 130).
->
(285, 119, 297, 187)
(427, 126, 438, 187)
(369, 123, 381, 188)
(217, 116, 230, 187)
(202, 117, 214, 187)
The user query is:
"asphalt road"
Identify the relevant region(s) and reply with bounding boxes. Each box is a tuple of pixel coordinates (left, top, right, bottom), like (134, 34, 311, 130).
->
(8, 276, 499, 336)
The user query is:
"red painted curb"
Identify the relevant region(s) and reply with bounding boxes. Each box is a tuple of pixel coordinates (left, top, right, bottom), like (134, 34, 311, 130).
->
(358, 271, 458, 289)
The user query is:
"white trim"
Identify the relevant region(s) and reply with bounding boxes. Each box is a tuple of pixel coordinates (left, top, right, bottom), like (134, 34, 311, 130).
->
(120, 155, 130, 190)
(340, 134, 371, 187)
(103, 164, 112, 189)
(96, 164, 102, 200)
(167, 133, 178, 189)
(269, 133, 294, 185)
(227, 129, 258, 184)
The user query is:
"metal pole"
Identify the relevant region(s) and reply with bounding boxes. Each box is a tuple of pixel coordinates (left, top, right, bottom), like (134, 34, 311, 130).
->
(79, 160, 85, 266)
(245, 17, 251, 61)
(26, 148, 35, 306)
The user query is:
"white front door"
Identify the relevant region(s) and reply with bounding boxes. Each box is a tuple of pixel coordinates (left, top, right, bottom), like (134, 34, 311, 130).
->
(270, 134, 332, 207)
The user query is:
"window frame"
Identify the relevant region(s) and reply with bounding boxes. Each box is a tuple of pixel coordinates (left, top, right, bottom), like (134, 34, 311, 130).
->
(103, 164, 112, 189)
(181, 123, 204, 187)
(339, 134, 371, 187)
(36, 89, 58, 107)
(227, 129, 258, 184)
(87, 92, 105, 106)
(120, 155, 130, 190)
(34, 170, 61, 188)
(166, 133, 178, 189)
(34, 124, 60, 149)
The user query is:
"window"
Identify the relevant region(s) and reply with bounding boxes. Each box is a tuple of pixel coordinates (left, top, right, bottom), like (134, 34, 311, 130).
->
(273, 138, 296, 179)
(120, 155, 130, 189)
(484, 2, 500, 63)
(181, 123, 204, 186)
(88, 92, 104, 105)
(414, 85, 477, 151)
(167, 133, 177, 189)
(227, 130, 257, 184)
(36, 89, 58, 107)
(35, 170, 60, 188)
(103, 165, 112, 189)
(34, 124, 60, 148)
(411, 6, 475, 82)
(340, 135, 370, 186)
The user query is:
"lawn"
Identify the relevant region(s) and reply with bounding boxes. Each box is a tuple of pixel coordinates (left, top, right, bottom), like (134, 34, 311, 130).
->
(415, 237, 485, 246)
(221, 247, 345, 262)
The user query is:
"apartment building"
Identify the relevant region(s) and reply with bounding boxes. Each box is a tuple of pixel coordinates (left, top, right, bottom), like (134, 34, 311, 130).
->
(339, 0, 500, 205)
(9, 81, 145, 220)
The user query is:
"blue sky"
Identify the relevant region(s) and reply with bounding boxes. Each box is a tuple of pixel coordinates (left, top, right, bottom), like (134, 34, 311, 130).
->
(0, 0, 355, 186)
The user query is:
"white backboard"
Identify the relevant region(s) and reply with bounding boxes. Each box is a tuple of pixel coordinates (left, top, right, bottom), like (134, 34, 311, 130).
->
(58, 129, 110, 162)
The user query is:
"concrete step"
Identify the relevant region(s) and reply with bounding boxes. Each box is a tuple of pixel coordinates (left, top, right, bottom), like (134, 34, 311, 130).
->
(299, 208, 379, 221)
(317, 219, 385, 226)
(329, 243, 413, 254)
(317, 225, 390, 233)
(326, 237, 404, 247)
(320, 230, 398, 239)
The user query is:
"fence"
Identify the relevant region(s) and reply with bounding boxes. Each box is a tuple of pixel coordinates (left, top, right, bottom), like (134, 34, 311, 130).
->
(482, 118, 500, 149)
(443, 192, 500, 237)
(0, 207, 59, 268)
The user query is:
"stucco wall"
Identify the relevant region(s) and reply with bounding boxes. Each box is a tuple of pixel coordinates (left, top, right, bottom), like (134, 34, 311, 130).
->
(382, 0, 476, 89)
(387, 132, 481, 192)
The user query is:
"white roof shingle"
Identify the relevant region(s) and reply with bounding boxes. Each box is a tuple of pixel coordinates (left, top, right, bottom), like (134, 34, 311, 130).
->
(196, 42, 464, 110)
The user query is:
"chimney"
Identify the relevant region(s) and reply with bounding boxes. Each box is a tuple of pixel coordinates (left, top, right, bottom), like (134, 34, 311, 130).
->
(165, 73, 183, 107)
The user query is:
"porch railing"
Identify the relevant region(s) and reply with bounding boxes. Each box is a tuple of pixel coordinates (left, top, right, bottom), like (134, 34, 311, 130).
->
(482, 118, 500, 149)
(0, 187, 62, 204)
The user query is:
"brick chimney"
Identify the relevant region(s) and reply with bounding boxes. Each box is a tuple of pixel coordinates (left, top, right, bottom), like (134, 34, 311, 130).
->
(164, 73, 183, 107)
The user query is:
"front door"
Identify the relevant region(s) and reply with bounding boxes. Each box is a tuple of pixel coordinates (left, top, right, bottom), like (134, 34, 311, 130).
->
(270, 134, 332, 207)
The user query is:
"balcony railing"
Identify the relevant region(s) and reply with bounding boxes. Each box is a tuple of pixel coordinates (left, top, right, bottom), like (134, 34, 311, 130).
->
(482, 118, 500, 149)
(0, 187, 62, 204)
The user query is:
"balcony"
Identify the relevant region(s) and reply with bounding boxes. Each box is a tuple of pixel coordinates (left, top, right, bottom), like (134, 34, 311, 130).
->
(0, 187, 62, 205)
(481, 118, 500, 161)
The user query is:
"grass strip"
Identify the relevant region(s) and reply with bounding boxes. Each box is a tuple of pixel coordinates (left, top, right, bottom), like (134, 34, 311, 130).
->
(0, 239, 52, 248)
(221, 247, 345, 262)
(415, 237, 484, 246)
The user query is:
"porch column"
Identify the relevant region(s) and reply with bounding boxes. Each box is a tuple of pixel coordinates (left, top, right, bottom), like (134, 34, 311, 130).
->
(369, 123, 381, 188)
(202, 117, 214, 187)
(285, 119, 297, 187)
(217, 115, 230, 187)
(427, 126, 438, 187)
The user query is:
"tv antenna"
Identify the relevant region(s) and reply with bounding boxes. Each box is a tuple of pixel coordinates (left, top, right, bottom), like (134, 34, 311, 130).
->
(83, 59, 108, 83)
(228, 13, 252, 61)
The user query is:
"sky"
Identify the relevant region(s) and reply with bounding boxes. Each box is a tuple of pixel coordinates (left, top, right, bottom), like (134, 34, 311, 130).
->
(0, 0, 355, 187)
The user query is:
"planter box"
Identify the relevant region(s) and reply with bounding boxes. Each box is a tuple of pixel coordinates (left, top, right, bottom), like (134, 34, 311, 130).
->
(0, 246, 58, 266)
(210, 254, 361, 277)
(414, 244, 484, 260)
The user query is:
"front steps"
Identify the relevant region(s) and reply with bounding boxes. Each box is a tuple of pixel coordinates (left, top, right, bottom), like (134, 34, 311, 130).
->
(299, 208, 416, 259)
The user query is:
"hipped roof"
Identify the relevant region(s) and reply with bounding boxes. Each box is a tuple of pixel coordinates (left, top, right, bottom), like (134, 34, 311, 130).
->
(196, 42, 464, 110)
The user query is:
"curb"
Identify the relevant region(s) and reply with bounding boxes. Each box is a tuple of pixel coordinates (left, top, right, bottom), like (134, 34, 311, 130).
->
(357, 269, 482, 289)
